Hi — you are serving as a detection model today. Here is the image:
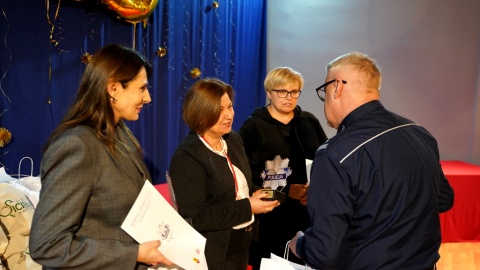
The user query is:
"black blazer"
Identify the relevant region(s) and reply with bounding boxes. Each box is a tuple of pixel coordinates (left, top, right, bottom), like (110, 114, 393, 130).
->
(169, 131, 255, 270)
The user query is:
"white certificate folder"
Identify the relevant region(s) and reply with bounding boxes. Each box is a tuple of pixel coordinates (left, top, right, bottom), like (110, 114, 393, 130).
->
(122, 180, 207, 270)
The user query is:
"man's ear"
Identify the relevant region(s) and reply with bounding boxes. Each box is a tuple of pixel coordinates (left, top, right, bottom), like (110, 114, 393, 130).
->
(333, 80, 341, 99)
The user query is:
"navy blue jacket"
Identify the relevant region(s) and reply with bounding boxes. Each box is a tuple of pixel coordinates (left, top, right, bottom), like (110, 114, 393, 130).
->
(297, 100, 454, 270)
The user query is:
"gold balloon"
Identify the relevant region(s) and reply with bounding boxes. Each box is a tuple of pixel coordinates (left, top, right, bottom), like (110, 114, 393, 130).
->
(101, 0, 159, 23)
(212, 1, 219, 9)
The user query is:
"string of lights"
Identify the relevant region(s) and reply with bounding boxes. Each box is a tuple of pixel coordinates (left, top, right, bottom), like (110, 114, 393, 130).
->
(0, 0, 13, 153)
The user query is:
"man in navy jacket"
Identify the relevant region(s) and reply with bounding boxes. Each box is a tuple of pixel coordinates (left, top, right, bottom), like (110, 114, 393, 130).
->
(289, 52, 454, 270)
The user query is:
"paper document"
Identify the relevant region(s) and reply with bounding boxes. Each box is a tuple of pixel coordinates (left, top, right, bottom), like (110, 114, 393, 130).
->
(122, 180, 207, 270)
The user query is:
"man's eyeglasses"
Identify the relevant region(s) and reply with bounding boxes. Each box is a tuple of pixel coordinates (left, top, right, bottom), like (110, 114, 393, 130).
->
(271, 89, 301, 99)
(316, 79, 347, 102)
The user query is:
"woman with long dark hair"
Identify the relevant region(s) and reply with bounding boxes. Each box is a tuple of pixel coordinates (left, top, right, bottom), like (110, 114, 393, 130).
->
(30, 44, 173, 269)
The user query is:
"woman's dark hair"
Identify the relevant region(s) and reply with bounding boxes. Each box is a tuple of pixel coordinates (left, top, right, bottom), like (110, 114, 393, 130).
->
(182, 78, 234, 134)
(44, 44, 152, 154)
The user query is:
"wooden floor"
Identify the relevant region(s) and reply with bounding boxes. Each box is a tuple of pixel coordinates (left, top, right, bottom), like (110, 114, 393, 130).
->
(437, 242, 480, 270)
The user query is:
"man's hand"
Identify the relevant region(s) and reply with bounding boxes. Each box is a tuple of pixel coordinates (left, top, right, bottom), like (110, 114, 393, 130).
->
(289, 231, 304, 258)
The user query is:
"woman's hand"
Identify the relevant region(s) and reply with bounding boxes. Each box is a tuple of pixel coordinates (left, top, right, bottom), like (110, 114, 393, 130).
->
(249, 190, 280, 214)
(137, 240, 174, 267)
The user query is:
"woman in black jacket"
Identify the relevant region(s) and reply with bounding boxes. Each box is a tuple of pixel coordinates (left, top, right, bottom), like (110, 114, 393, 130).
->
(239, 67, 328, 269)
(169, 78, 280, 270)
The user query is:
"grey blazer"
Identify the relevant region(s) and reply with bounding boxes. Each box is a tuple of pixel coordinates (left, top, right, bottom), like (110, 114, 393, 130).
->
(30, 125, 151, 270)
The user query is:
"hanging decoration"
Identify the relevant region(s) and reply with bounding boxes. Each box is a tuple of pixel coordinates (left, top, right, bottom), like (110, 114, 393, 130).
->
(162, 1, 175, 71)
(81, 52, 93, 64)
(212, 1, 222, 78)
(157, 47, 167, 57)
(46, 0, 62, 47)
(190, 68, 202, 79)
(82, 8, 98, 64)
(101, 0, 159, 23)
(45, 0, 67, 105)
(0, 3, 13, 150)
(0, 128, 12, 148)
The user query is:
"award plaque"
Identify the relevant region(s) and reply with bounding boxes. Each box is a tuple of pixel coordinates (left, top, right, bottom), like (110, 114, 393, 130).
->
(261, 189, 286, 203)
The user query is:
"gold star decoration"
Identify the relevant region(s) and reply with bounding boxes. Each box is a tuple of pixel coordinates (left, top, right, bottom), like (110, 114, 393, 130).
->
(0, 127, 12, 148)
(190, 68, 201, 79)
(81, 52, 93, 65)
(157, 47, 167, 57)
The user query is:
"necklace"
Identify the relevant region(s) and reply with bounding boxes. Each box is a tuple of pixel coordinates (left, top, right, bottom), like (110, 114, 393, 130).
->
(202, 136, 223, 152)
(212, 141, 223, 151)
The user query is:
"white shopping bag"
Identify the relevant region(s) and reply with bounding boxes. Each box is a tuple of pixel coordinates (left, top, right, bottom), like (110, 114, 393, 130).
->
(260, 241, 313, 270)
(260, 253, 303, 270)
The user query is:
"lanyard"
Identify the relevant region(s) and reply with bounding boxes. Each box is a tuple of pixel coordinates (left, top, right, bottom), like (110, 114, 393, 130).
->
(201, 136, 238, 196)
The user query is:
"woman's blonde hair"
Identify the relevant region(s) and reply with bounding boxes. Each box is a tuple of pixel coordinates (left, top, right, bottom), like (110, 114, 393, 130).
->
(264, 67, 303, 92)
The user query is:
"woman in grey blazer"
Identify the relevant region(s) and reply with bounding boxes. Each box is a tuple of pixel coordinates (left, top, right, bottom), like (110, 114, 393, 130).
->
(29, 44, 173, 270)
(169, 78, 280, 270)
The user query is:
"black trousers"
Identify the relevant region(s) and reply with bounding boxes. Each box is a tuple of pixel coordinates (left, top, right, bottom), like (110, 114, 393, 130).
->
(225, 226, 253, 270)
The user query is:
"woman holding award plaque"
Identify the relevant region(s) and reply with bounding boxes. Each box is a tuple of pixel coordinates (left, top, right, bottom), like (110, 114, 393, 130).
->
(239, 67, 328, 269)
(169, 78, 280, 270)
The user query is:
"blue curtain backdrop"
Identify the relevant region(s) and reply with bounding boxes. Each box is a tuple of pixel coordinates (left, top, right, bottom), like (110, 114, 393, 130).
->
(0, 0, 266, 184)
